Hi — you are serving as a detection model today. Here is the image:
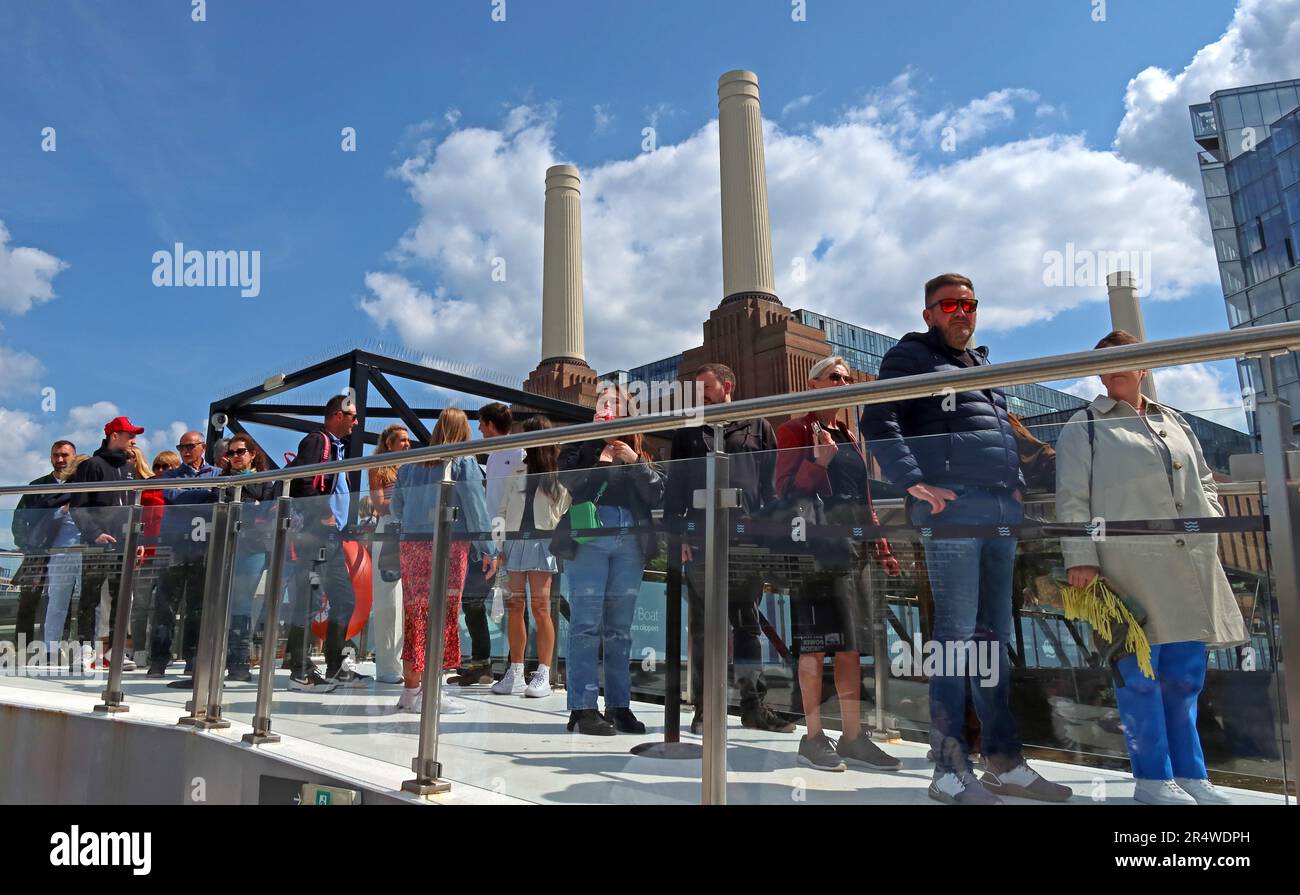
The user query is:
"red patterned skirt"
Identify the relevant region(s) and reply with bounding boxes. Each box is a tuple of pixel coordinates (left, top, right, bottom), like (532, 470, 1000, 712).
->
(400, 540, 469, 673)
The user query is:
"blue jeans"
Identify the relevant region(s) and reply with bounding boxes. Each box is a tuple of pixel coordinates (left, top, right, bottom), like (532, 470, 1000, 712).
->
(1113, 641, 1208, 780)
(227, 550, 267, 667)
(912, 484, 1023, 772)
(565, 505, 644, 711)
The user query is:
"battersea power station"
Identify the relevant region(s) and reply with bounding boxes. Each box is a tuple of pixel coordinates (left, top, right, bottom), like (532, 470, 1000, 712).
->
(519, 70, 1249, 470)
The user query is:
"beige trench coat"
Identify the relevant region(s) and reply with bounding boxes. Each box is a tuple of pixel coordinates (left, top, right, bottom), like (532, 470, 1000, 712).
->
(1055, 394, 1247, 648)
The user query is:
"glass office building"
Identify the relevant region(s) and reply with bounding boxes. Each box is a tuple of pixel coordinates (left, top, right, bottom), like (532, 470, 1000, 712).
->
(1191, 79, 1300, 436)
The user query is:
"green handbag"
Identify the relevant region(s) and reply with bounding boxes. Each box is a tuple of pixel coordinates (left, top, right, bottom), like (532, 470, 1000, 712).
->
(569, 482, 608, 543)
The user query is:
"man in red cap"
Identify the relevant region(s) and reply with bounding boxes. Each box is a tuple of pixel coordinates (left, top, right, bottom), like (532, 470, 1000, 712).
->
(69, 416, 144, 671)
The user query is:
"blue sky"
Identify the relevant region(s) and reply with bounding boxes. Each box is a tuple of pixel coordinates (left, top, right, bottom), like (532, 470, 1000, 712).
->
(1, 0, 1294, 476)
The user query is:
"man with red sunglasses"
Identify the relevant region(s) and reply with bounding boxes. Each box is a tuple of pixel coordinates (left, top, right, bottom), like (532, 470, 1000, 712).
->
(861, 273, 1071, 805)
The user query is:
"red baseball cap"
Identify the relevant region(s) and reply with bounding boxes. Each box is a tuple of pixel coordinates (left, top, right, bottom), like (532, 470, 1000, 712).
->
(104, 416, 145, 436)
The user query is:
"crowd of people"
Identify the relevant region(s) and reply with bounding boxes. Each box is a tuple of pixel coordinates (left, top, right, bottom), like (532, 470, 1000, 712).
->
(6, 272, 1246, 805)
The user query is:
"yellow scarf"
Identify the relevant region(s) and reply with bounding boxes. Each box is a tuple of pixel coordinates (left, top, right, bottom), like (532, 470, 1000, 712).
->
(1060, 576, 1155, 679)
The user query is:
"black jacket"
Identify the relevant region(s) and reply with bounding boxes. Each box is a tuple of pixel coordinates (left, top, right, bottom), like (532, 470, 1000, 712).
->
(69, 444, 134, 544)
(286, 430, 343, 501)
(860, 327, 1024, 492)
(11, 472, 59, 549)
(558, 439, 665, 561)
(664, 418, 777, 534)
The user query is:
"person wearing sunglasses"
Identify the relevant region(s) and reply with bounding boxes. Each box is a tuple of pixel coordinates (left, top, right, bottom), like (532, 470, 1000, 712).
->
(861, 273, 1070, 804)
(774, 356, 903, 772)
(220, 434, 280, 682)
(146, 431, 223, 680)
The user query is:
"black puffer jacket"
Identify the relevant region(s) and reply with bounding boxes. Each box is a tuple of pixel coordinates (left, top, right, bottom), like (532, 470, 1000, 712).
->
(69, 444, 133, 544)
(860, 327, 1023, 492)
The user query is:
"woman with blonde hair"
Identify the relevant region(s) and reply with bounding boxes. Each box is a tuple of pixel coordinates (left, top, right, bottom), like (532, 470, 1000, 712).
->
(369, 424, 411, 684)
(391, 409, 497, 713)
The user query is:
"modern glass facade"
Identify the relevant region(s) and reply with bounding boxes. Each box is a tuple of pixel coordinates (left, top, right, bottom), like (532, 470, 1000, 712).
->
(1191, 80, 1300, 437)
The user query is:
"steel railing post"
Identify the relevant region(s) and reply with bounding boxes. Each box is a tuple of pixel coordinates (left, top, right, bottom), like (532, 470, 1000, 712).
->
(95, 495, 143, 714)
(197, 486, 243, 730)
(1256, 365, 1300, 803)
(700, 425, 737, 805)
(244, 496, 293, 745)
(403, 467, 457, 795)
(179, 499, 232, 725)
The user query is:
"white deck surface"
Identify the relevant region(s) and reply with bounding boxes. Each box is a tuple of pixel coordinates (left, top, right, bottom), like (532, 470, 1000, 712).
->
(0, 660, 1288, 806)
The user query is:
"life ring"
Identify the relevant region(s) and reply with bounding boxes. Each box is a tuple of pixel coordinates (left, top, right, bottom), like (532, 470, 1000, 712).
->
(309, 541, 373, 640)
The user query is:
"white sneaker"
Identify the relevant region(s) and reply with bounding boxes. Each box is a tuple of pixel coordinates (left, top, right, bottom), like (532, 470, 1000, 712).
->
(439, 694, 467, 715)
(1174, 777, 1233, 805)
(396, 687, 422, 713)
(524, 669, 551, 698)
(491, 664, 526, 695)
(1134, 778, 1197, 805)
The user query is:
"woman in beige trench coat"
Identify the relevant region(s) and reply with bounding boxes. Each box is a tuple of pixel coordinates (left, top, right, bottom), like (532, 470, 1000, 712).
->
(1055, 330, 1246, 806)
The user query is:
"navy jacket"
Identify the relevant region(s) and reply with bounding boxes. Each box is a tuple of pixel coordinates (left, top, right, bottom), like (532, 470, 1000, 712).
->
(860, 327, 1024, 492)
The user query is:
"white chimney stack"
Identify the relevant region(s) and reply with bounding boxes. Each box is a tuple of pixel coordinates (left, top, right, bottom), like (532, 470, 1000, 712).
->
(718, 70, 777, 303)
(540, 164, 586, 363)
(1106, 270, 1157, 402)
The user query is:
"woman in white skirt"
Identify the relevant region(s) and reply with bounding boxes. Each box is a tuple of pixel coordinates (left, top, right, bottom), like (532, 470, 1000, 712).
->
(492, 416, 570, 698)
(368, 425, 410, 684)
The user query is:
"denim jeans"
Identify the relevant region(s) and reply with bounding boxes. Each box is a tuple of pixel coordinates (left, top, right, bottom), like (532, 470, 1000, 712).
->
(912, 484, 1023, 773)
(565, 505, 644, 711)
(149, 540, 208, 665)
(1113, 641, 1209, 780)
(42, 525, 83, 651)
(227, 550, 267, 667)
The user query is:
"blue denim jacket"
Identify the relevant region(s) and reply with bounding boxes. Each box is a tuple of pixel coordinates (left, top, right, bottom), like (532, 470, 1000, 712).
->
(392, 456, 496, 556)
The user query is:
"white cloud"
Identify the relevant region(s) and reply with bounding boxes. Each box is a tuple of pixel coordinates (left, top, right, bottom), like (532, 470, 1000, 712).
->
(0, 220, 68, 315)
(0, 345, 45, 394)
(362, 82, 1217, 376)
(1114, 0, 1300, 186)
(781, 94, 816, 117)
(593, 104, 614, 135)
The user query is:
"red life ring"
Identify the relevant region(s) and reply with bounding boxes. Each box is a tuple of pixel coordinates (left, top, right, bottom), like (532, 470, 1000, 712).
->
(308, 541, 373, 640)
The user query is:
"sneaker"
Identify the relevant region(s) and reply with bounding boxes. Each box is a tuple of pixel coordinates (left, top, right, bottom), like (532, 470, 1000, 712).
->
(929, 770, 1002, 805)
(288, 668, 336, 693)
(1172, 777, 1232, 805)
(1134, 778, 1198, 805)
(440, 694, 467, 715)
(741, 702, 797, 733)
(837, 734, 901, 771)
(226, 665, 252, 683)
(396, 687, 422, 713)
(117, 653, 137, 672)
(980, 761, 1072, 803)
(797, 733, 847, 772)
(145, 660, 168, 678)
(524, 669, 552, 698)
(492, 664, 526, 696)
(327, 655, 371, 689)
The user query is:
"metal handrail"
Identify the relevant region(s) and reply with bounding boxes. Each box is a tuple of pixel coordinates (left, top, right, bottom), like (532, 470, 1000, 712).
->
(4, 320, 1299, 498)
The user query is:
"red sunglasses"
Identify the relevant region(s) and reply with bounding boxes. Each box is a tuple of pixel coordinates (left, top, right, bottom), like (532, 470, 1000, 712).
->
(928, 298, 978, 315)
